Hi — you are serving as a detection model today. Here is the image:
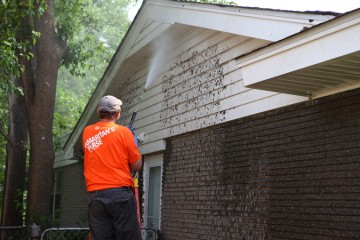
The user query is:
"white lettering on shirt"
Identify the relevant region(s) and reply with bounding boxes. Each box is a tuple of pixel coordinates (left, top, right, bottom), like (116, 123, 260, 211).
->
(84, 127, 115, 152)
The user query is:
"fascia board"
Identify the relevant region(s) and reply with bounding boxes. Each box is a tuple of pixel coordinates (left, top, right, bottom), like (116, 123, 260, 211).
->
(138, 139, 166, 155)
(238, 9, 360, 87)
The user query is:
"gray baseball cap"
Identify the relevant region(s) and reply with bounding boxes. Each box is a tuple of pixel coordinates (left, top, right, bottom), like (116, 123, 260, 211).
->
(97, 95, 123, 113)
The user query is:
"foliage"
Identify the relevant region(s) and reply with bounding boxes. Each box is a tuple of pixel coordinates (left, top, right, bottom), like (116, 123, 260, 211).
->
(0, 0, 41, 94)
(55, 0, 131, 77)
(0, 0, 133, 223)
(53, 0, 132, 142)
(51, 0, 236, 144)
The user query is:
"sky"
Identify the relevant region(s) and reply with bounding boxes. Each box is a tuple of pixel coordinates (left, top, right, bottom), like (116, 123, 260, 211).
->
(128, 0, 360, 20)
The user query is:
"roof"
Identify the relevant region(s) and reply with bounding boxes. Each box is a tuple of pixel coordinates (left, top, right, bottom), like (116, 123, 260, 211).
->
(60, 0, 339, 162)
(238, 8, 360, 98)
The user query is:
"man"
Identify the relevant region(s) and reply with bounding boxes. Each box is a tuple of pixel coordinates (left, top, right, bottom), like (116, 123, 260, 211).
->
(82, 95, 142, 240)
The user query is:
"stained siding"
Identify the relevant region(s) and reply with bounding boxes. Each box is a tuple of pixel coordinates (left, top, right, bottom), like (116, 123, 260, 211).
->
(161, 88, 360, 240)
(115, 25, 308, 154)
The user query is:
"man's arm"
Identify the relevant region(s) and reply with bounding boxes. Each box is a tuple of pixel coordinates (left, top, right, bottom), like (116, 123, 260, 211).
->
(125, 126, 142, 171)
(130, 159, 142, 172)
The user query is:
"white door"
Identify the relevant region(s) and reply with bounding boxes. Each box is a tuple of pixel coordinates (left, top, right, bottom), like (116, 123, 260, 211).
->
(143, 154, 163, 230)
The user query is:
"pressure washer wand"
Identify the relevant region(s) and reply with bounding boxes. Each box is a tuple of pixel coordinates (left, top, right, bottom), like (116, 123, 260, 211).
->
(128, 90, 144, 128)
(128, 112, 137, 128)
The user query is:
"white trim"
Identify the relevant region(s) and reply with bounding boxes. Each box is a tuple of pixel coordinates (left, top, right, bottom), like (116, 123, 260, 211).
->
(237, 9, 360, 87)
(143, 153, 163, 230)
(145, 1, 332, 42)
(139, 139, 166, 155)
(238, 15, 360, 67)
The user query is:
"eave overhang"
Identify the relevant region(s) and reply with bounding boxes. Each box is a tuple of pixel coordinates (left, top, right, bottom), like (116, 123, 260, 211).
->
(237, 8, 360, 98)
(59, 0, 340, 163)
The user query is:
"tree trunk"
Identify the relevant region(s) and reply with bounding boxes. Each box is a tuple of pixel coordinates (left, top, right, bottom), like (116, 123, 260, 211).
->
(21, 0, 66, 223)
(1, 78, 28, 238)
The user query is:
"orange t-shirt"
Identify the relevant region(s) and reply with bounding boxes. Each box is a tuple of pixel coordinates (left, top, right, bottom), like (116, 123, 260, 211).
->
(82, 121, 141, 192)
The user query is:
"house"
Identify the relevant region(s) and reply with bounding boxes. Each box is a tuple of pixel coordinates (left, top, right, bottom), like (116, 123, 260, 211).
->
(54, 0, 360, 239)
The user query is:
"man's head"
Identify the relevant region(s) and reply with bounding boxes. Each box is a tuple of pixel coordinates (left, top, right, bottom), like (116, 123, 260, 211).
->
(97, 95, 122, 120)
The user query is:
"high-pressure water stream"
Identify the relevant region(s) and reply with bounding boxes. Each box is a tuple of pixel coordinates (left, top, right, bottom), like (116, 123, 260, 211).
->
(128, 34, 173, 127)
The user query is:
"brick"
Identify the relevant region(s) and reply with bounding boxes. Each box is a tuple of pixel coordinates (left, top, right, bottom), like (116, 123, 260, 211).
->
(161, 89, 360, 239)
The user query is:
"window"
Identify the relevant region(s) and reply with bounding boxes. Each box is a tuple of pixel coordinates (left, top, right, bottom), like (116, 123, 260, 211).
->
(143, 154, 163, 230)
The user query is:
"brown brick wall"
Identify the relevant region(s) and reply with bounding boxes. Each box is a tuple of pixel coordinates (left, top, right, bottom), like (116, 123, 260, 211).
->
(161, 89, 360, 240)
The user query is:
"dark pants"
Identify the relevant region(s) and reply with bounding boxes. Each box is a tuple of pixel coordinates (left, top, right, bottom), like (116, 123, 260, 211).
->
(88, 187, 142, 240)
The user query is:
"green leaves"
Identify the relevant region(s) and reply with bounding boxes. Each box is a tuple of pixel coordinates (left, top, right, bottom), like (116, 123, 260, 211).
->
(57, 0, 131, 76)
(32, 31, 41, 45)
(54, 0, 133, 143)
(2, 0, 8, 7)
(1, 0, 133, 145)
(0, 0, 42, 94)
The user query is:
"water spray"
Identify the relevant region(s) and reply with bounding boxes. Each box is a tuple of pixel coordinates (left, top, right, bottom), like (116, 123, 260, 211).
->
(128, 33, 174, 128)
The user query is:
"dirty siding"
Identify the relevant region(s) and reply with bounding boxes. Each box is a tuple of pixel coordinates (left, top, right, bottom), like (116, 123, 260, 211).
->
(161, 88, 360, 240)
(159, 30, 269, 136)
(115, 26, 306, 151)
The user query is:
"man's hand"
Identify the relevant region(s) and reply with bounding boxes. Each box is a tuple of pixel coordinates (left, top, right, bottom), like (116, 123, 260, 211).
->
(131, 159, 142, 172)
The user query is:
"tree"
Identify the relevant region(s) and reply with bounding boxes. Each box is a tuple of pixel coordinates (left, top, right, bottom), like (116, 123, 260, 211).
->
(1, 0, 132, 225)
(0, 87, 9, 219)
(53, 0, 132, 139)
(1, 77, 28, 229)
(0, 0, 34, 229)
(16, 0, 66, 223)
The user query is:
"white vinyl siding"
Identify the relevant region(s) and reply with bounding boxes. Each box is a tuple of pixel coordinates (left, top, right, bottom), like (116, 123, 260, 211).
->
(120, 27, 306, 154)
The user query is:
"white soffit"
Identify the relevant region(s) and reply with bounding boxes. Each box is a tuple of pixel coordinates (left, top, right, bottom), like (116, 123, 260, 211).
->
(237, 9, 360, 97)
(145, 1, 334, 42)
